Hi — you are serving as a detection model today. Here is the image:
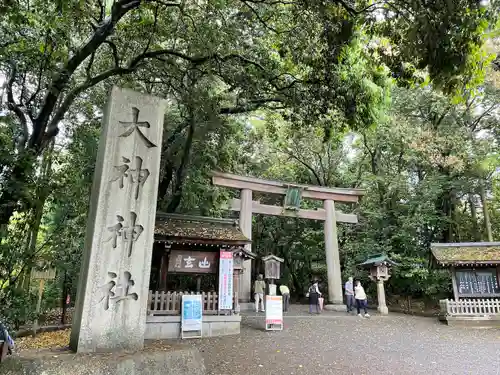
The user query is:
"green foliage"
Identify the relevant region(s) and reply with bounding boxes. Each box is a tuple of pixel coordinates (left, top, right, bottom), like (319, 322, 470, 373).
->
(1, 0, 500, 325)
(0, 287, 37, 330)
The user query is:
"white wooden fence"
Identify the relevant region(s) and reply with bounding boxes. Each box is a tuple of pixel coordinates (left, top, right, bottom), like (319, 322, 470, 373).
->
(148, 291, 238, 315)
(440, 299, 500, 316)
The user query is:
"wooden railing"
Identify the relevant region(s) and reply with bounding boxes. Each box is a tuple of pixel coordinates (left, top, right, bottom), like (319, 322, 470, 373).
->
(148, 291, 238, 316)
(440, 299, 500, 316)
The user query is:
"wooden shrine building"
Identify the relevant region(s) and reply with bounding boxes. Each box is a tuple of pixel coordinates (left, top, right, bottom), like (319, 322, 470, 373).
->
(431, 242, 500, 327)
(145, 213, 254, 339)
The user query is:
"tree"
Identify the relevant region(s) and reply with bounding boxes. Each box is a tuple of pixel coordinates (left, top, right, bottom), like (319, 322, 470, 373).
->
(1, 0, 498, 232)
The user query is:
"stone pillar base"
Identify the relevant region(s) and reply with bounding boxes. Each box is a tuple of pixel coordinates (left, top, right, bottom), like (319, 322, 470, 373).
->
(1, 348, 205, 375)
(238, 302, 255, 311)
(324, 304, 347, 312)
(378, 306, 389, 315)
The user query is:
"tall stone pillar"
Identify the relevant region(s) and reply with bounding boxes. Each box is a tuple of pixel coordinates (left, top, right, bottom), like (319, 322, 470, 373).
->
(377, 280, 389, 315)
(70, 87, 166, 352)
(239, 189, 252, 302)
(323, 199, 345, 310)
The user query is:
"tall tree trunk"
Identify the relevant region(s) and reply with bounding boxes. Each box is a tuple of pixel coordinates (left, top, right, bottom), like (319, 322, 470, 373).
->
(468, 194, 481, 241)
(20, 206, 45, 291)
(61, 271, 68, 325)
(166, 117, 195, 213)
(479, 184, 493, 242)
(19, 142, 55, 291)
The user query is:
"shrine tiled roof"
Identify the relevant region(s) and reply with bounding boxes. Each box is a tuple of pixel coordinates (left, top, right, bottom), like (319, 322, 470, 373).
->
(154, 213, 251, 245)
(431, 242, 500, 266)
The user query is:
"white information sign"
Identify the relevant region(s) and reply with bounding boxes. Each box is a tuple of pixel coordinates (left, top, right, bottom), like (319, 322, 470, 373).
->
(265, 295, 283, 331)
(218, 251, 234, 310)
(181, 294, 202, 338)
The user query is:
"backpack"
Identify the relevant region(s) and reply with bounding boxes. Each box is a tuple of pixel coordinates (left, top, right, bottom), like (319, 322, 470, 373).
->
(0, 322, 6, 342)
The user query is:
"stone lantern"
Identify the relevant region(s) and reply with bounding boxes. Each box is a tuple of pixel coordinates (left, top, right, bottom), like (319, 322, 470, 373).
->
(262, 254, 284, 296)
(358, 254, 397, 315)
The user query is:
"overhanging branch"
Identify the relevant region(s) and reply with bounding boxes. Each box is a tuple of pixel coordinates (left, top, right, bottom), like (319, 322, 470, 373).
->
(30, 0, 143, 149)
(330, 0, 381, 15)
(219, 97, 284, 114)
(47, 50, 271, 135)
(5, 63, 28, 148)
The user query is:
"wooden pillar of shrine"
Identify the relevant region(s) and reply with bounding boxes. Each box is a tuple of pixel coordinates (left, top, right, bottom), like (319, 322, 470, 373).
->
(233, 269, 240, 312)
(159, 252, 168, 291)
(324, 200, 343, 305)
(239, 189, 253, 302)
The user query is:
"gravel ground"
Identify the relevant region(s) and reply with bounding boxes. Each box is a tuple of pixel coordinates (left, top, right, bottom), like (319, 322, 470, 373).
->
(182, 305, 500, 375)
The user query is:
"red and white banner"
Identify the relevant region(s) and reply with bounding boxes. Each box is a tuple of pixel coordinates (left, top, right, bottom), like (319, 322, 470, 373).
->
(218, 251, 234, 310)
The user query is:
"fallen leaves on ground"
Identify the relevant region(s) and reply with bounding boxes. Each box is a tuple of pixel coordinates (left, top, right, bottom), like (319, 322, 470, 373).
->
(145, 340, 176, 351)
(16, 329, 71, 350)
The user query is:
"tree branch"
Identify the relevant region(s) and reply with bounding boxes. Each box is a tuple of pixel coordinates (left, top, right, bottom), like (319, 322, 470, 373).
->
(283, 147, 323, 186)
(470, 103, 498, 132)
(30, 0, 142, 150)
(241, 0, 280, 33)
(46, 66, 133, 136)
(103, 40, 120, 68)
(331, 0, 382, 15)
(219, 97, 283, 114)
(5, 63, 28, 148)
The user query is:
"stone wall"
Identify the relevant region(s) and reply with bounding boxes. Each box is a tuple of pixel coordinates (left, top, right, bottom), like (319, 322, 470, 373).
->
(145, 315, 241, 340)
(1, 348, 205, 375)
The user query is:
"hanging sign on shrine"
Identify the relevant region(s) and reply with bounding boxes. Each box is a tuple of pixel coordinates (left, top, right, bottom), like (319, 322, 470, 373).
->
(168, 250, 218, 274)
(283, 185, 303, 211)
(218, 251, 234, 310)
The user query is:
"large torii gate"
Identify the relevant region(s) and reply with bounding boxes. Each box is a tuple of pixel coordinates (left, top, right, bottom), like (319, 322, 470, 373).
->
(212, 171, 364, 310)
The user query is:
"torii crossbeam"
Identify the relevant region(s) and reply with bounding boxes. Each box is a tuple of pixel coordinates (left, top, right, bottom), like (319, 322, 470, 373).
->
(212, 171, 364, 310)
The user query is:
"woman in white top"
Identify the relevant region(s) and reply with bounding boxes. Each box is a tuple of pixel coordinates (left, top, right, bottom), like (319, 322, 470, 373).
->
(354, 280, 370, 318)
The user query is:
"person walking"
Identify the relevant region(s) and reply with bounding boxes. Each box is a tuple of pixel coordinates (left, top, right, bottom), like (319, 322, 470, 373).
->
(354, 280, 370, 318)
(0, 320, 14, 361)
(345, 276, 355, 313)
(307, 279, 322, 314)
(254, 274, 266, 312)
(279, 283, 290, 312)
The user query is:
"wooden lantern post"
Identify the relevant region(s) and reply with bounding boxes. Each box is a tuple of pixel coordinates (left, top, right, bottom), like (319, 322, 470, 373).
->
(31, 267, 56, 335)
(231, 247, 256, 313)
(262, 255, 284, 296)
(358, 254, 397, 315)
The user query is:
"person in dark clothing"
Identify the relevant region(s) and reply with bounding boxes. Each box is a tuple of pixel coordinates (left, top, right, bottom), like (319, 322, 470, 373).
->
(307, 280, 322, 314)
(0, 321, 14, 358)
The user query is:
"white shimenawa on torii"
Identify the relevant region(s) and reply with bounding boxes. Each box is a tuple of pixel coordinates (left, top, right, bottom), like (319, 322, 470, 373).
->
(211, 172, 364, 311)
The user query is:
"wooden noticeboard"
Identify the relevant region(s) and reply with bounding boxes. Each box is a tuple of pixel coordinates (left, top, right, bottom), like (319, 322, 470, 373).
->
(31, 268, 56, 280)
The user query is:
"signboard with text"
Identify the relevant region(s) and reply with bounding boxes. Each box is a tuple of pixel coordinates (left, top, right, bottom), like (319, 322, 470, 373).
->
(265, 296, 283, 331)
(218, 251, 234, 310)
(168, 250, 218, 274)
(181, 294, 203, 339)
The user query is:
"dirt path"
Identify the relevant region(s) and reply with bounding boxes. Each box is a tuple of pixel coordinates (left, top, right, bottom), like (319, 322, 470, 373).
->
(183, 307, 500, 375)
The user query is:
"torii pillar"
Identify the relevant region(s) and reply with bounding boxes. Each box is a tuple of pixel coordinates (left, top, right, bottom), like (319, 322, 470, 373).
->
(212, 172, 364, 309)
(239, 189, 253, 302)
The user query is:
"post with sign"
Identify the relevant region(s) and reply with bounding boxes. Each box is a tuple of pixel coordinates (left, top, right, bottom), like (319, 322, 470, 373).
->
(218, 250, 234, 312)
(181, 294, 203, 339)
(265, 296, 283, 331)
(31, 267, 56, 336)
